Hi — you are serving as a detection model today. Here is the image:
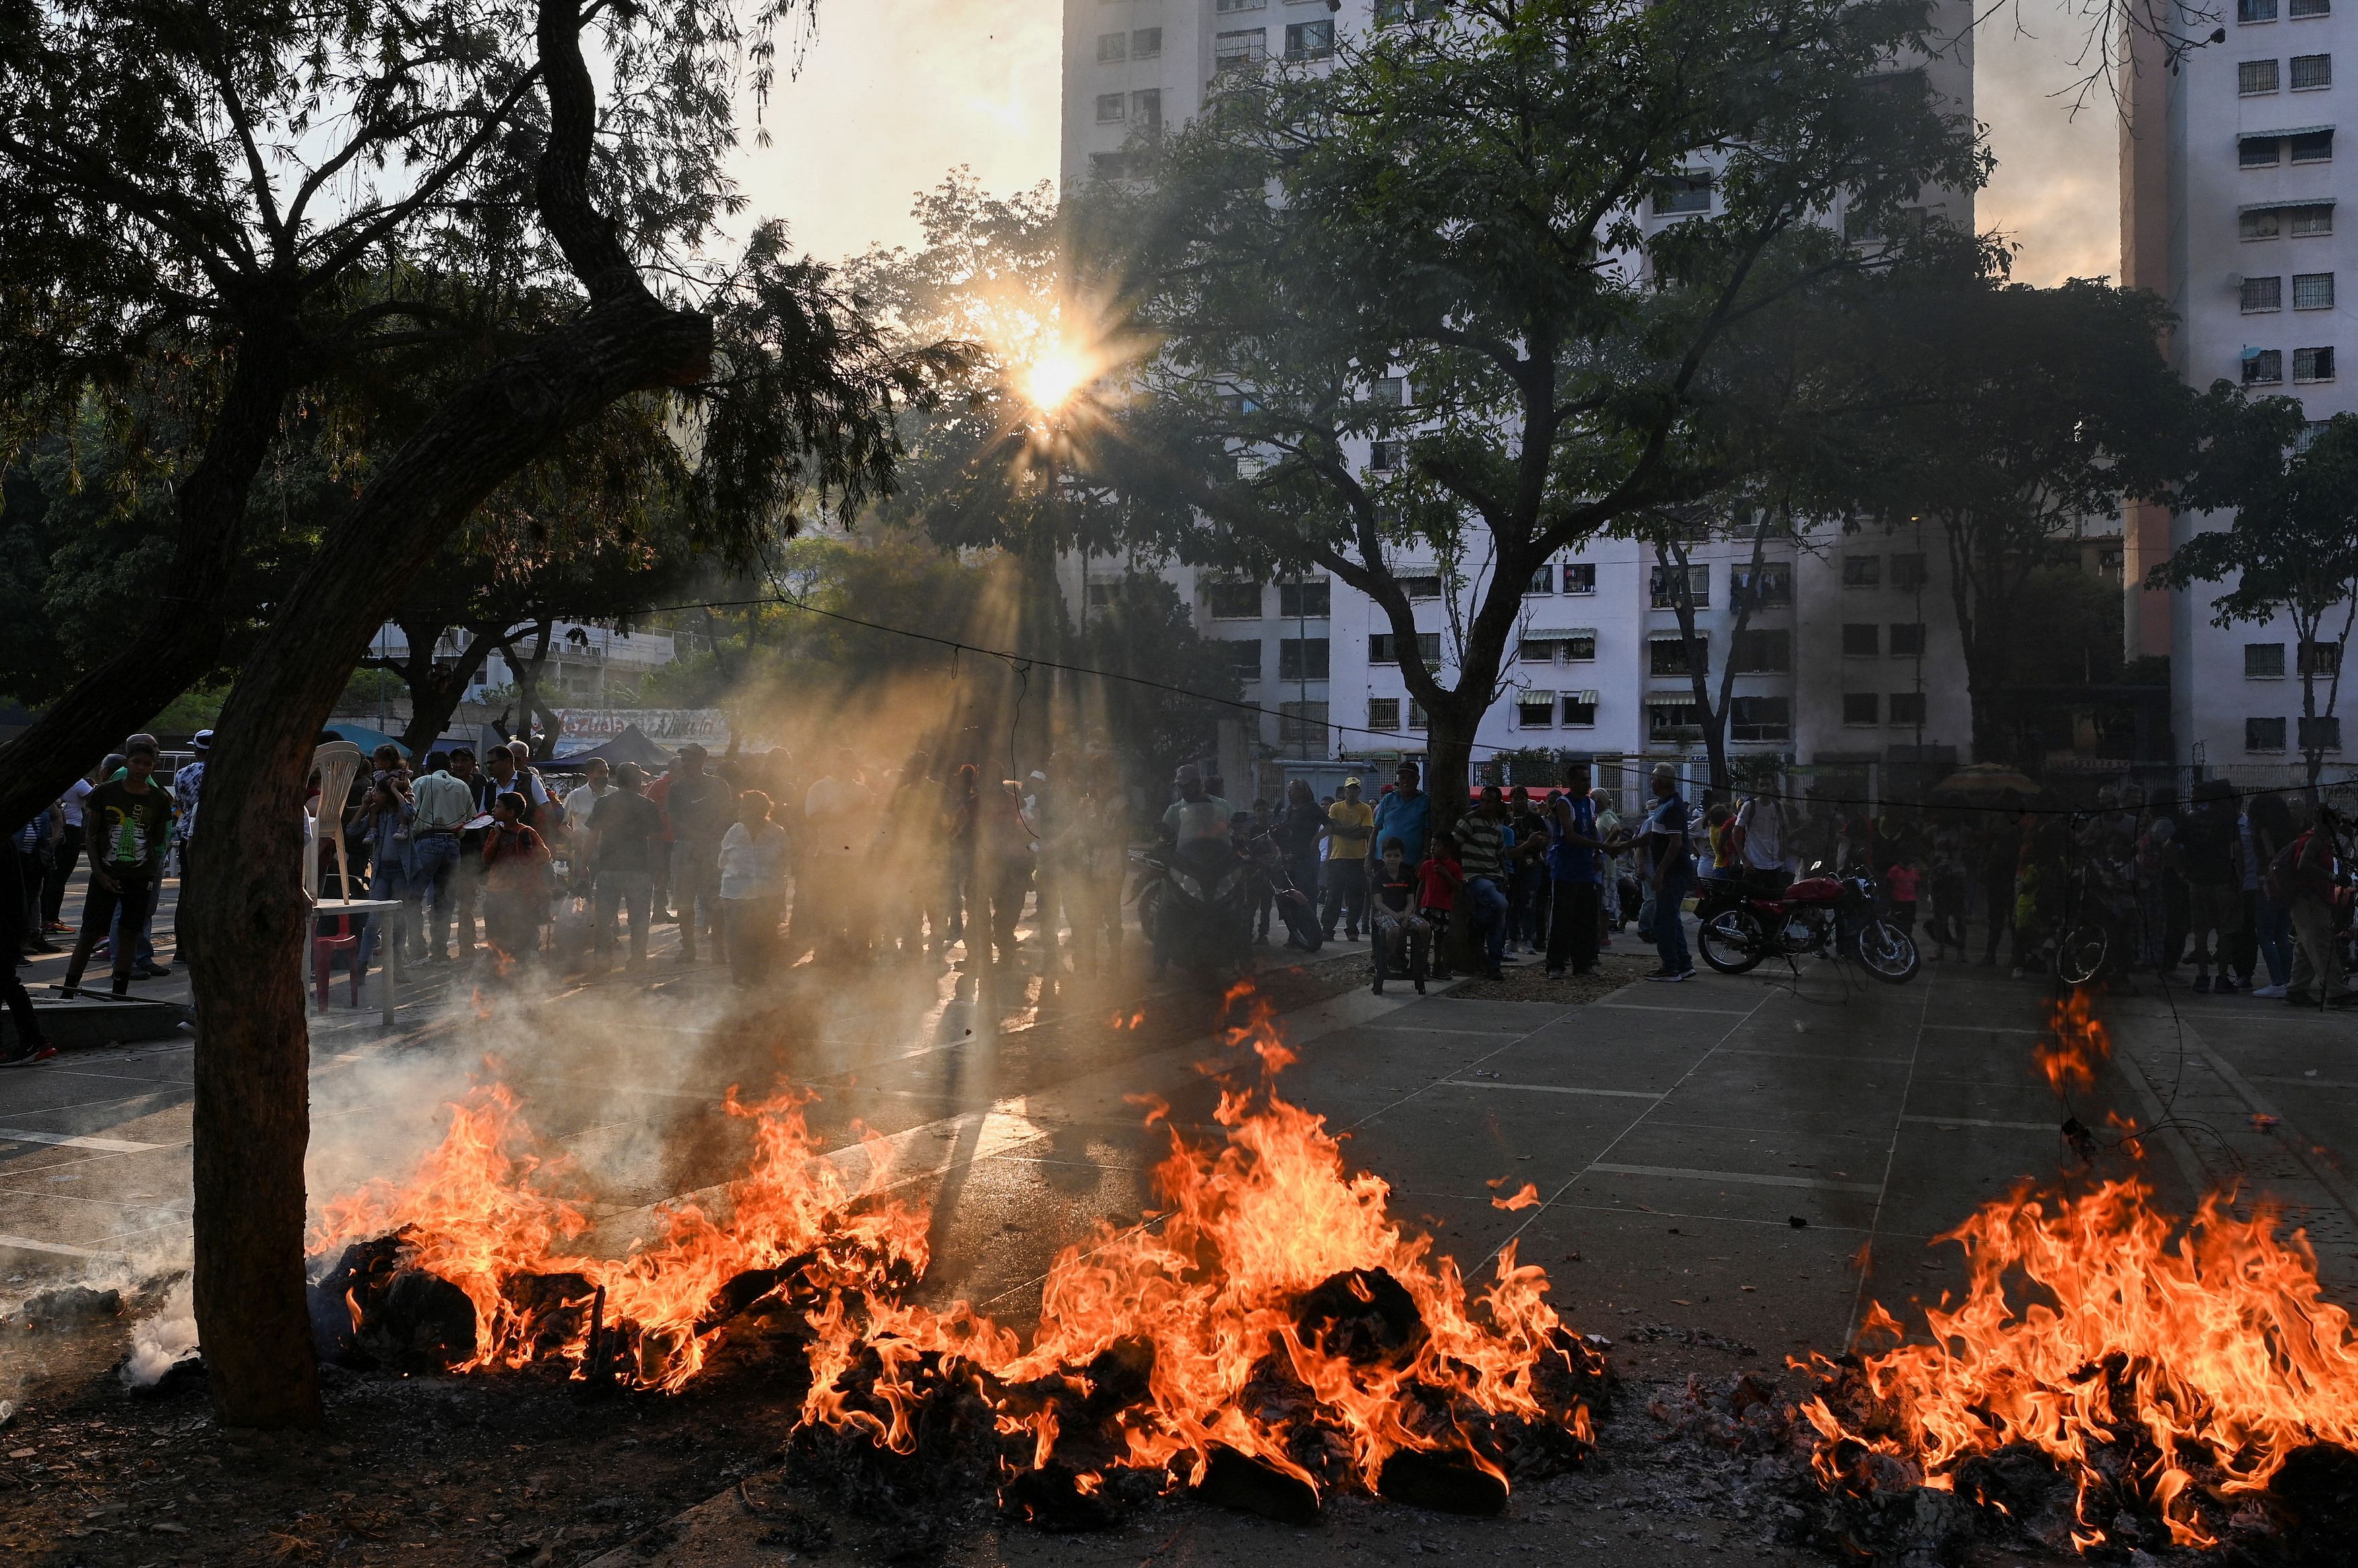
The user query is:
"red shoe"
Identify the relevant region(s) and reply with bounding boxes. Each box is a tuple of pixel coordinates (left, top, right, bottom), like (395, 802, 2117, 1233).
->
(1, 1042, 58, 1067)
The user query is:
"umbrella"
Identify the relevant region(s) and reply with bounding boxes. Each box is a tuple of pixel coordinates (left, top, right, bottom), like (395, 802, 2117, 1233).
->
(1930, 763, 2040, 799)
(541, 722, 674, 772)
(322, 722, 411, 758)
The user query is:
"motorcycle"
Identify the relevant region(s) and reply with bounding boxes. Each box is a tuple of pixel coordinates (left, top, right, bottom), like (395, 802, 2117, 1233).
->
(1133, 831, 1323, 979)
(1694, 865, 1919, 983)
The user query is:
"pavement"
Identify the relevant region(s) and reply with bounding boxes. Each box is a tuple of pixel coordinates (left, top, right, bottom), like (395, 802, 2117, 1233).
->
(4, 886, 2356, 1564)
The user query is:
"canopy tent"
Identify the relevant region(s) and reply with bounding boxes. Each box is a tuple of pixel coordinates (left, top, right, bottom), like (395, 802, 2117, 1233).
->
(322, 722, 411, 758)
(538, 723, 674, 772)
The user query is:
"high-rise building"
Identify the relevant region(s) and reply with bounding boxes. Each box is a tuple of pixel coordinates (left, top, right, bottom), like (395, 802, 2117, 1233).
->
(2124, 3, 2353, 777)
(1062, 0, 1978, 801)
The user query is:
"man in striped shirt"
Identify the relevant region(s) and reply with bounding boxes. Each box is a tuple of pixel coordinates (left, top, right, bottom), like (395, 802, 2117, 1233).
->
(1457, 784, 1515, 980)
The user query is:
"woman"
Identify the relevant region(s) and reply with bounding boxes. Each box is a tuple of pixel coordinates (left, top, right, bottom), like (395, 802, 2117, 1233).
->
(718, 790, 790, 987)
(1277, 779, 1325, 923)
(480, 791, 551, 971)
(347, 777, 416, 979)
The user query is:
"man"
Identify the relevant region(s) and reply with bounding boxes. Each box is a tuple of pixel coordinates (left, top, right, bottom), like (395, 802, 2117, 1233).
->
(0, 835, 56, 1065)
(1455, 783, 1515, 980)
(665, 744, 732, 960)
(561, 758, 614, 892)
(589, 762, 664, 971)
(1543, 760, 1610, 978)
(2180, 779, 2244, 995)
(59, 737, 174, 998)
(1732, 781, 1790, 897)
(1159, 763, 1232, 848)
(170, 729, 211, 884)
(410, 750, 475, 962)
(2274, 800, 2356, 1008)
(800, 748, 877, 960)
(42, 767, 94, 939)
(1320, 777, 1374, 941)
(1638, 763, 1696, 981)
(1368, 760, 1432, 885)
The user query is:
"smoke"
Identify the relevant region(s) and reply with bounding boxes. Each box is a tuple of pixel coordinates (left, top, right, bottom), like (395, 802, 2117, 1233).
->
(121, 1276, 197, 1388)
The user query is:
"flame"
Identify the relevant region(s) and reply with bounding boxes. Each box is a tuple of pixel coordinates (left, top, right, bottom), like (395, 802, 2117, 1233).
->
(311, 988, 1599, 1510)
(1490, 1183, 1541, 1212)
(1798, 1179, 2358, 1550)
(2035, 988, 2111, 1097)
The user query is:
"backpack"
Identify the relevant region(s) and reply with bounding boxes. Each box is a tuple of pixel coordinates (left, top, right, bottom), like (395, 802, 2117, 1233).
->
(2179, 806, 2235, 885)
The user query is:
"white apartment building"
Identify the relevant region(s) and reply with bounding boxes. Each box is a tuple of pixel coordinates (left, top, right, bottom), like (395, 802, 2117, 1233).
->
(2124, 1, 2357, 779)
(362, 622, 677, 707)
(1061, 0, 1977, 799)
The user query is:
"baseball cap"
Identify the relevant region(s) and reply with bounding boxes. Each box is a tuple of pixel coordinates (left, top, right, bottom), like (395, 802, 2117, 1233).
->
(1342, 776, 1361, 788)
(191, 729, 214, 752)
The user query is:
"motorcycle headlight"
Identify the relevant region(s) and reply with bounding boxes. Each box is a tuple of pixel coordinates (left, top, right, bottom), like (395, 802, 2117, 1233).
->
(1213, 868, 1244, 900)
(1172, 870, 1205, 901)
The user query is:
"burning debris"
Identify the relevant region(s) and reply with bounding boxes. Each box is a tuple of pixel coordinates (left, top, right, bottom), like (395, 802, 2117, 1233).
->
(305, 996, 1607, 1531)
(1793, 1179, 2358, 1562)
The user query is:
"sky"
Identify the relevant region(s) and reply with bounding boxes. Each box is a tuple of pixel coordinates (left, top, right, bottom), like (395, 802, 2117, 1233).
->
(736, 0, 2120, 286)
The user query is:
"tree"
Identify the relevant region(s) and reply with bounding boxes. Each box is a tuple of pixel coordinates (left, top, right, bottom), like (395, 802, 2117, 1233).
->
(1815, 270, 2189, 762)
(1083, 0, 1983, 822)
(2153, 403, 2358, 794)
(1638, 502, 1790, 795)
(5, 0, 931, 1428)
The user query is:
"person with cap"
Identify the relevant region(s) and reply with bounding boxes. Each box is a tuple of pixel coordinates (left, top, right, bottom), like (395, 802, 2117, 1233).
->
(1320, 776, 1374, 940)
(59, 736, 175, 998)
(172, 729, 212, 878)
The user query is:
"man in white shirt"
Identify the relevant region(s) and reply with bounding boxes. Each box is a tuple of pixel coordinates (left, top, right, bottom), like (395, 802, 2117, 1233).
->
(561, 758, 614, 892)
(1734, 786, 1789, 896)
(410, 752, 478, 960)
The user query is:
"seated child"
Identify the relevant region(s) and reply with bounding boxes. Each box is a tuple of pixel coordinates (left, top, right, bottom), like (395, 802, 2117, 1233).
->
(1370, 837, 1431, 995)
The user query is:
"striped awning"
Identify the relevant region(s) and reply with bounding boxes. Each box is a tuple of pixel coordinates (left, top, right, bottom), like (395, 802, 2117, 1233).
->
(2239, 196, 2337, 213)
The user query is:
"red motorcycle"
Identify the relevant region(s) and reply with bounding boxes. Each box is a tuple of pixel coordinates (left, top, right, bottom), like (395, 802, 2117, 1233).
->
(1693, 867, 1919, 983)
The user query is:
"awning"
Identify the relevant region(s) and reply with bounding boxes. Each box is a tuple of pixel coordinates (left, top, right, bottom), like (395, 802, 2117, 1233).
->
(2240, 197, 2338, 214)
(1562, 690, 1601, 704)
(2241, 125, 2334, 141)
(1521, 628, 1596, 641)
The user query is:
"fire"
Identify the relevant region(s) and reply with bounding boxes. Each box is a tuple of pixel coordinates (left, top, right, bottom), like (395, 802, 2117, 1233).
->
(1797, 1179, 2358, 1550)
(312, 989, 1602, 1515)
(2035, 987, 2110, 1097)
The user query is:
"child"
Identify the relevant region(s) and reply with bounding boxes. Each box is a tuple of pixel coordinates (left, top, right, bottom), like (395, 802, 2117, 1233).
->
(1370, 837, 1431, 995)
(1884, 857, 1922, 944)
(1417, 830, 1463, 980)
(1704, 802, 1739, 884)
(481, 791, 551, 970)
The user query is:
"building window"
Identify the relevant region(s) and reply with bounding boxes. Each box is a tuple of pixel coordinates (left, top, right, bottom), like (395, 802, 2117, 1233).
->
(1654, 174, 1714, 216)
(1368, 631, 1441, 665)
(1843, 692, 1881, 726)
(1563, 690, 1599, 727)
(2300, 638, 2345, 674)
(1730, 628, 1791, 673)
(2299, 714, 2344, 750)
(1132, 89, 1163, 131)
(2241, 0, 2279, 20)
(2295, 345, 2336, 380)
(1843, 554, 1882, 588)
(1519, 636, 1558, 664)
(2246, 348, 2285, 383)
(2242, 59, 2282, 93)
(2295, 271, 2336, 309)
(1368, 697, 1401, 731)
(1368, 374, 1409, 407)
(1563, 631, 1597, 661)
(1890, 552, 1929, 590)
(1648, 635, 1705, 676)
(2292, 203, 2336, 234)
(1369, 438, 1401, 471)
(1890, 622, 1928, 657)
(1095, 92, 1126, 123)
(2293, 53, 2332, 87)
(1207, 581, 1263, 619)
(2291, 0, 2330, 15)
(1843, 623, 1882, 657)
(2299, 420, 2331, 451)
(1888, 691, 1927, 725)
(2291, 129, 2334, 162)
(1647, 700, 1702, 743)
(1213, 28, 1267, 69)
(1098, 32, 1128, 61)
(1278, 579, 1330, 618)
(1729, 695, 1792, 742)
(2248, 641, 2289, 678)
(1221, 638, 1263, 678)
(1278, 637, 1331, 680)
(1527, 564, 1555, 594)
(1407, 699, 1428, 731)
(1399, 574, 1443, 600)
(2242, 135, 2284, 168)
(1649, 562, 1710, 608)
(1517, 692, 1556, 728)
(1089, 152, 1132, 180)
(2245, 274, 2286, 312)
(1277, 700, 1327, 752)
(1284, 20, 1335, 58)
(1132, 27, 1163, 57)
(2249, 717, 2290, 751)
(1562, 562, 1597, 594)
(1215, 0, 1266, 9)
(1730, 560, 1792, 608)
(2243, 208, 2283, 240)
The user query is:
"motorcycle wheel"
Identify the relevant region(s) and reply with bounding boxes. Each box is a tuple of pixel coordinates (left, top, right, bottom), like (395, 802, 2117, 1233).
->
(1281, 902, 1323, 954)
(2056, 923, 2109, 987)
(1855, 920, 1921, 983)
(1698, 908, 1767, 975)
(1137, 881, 1163, 946)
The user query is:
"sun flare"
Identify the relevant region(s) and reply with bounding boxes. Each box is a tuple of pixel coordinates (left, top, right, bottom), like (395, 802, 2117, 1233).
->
(1019, 341, 1093, 412)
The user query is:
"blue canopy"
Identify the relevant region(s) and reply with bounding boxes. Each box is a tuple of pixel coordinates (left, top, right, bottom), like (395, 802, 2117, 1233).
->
(323, 723, 412, 758)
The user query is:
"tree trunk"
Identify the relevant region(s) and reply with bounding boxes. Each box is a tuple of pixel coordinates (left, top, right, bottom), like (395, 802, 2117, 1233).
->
(503, 620, 555, 754)
(386, 620, 504, 757)
(1424, 707, 1477, 831)
(0, 312, 297, 832)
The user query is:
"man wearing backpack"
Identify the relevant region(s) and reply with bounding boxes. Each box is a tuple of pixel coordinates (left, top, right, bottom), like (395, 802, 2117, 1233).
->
(2270, 799, 2357, 1008)
(2179, 779, 2244, 995)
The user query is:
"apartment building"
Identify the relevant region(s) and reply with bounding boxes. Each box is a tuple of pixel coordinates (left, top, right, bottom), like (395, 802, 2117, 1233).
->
(359, 622, 678, 710)
(1062, 0, 1977, 797)
(2123, 1, 2356, 778)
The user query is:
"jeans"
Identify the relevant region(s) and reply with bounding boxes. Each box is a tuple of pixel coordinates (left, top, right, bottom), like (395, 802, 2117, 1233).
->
(65, 874, 156, 989)
(353, 865, 409, 976)
(594, 868, 655, 965)
(1320, 858, 1367, 937)
(672, 839, 722, 957)
(1651, 869, 1692, 974)
(1464, 874, 1509, 971)
(725, 896, 781, 986)
(2254, 890, 2294, 989)
(412, 833, 466, 956)
(1546, 880, 1600, 975)
(40, 824, 81, 926)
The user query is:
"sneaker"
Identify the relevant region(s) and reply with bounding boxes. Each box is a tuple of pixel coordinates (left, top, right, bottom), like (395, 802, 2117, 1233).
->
(44, 921, 73, 936)
(2216, 977, 2240, 994)
(2251, 983, 2289, 999)
(1484, 967, 1504, 981)
(135, 962, 171, 979)
(1670, 969, 1696, 982)
(22, 938, 59, 955)
(0, 1042, 57, 1067)
(1643, 969, 1682, 982)
(2193, 975, 2212, 995)
(1413, 977, 1426, 994)
(1372, 975, 1384, 995)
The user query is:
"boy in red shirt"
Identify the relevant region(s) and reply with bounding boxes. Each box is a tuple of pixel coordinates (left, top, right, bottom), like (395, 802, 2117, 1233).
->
(1884, 857, 1921, 942)
(1417, 830, 1464, 981)
(481, 791, 551, 969)
(1370, 838, 1431, 995)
